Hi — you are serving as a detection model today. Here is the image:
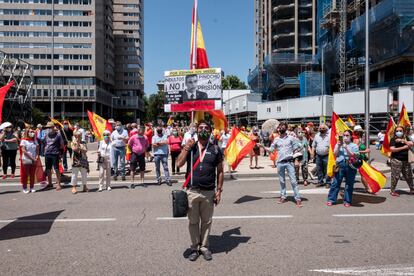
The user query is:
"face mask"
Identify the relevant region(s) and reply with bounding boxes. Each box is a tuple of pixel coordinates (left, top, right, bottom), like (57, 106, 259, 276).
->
(343, 136, 351, 143)
(104, 136, 109, 141)
(320, 129, 326, 134)
(116, 126, 122, 131)
(173, 131, 178, 136)
(64, 125, 68, 130)
(157, 129, 163, 135)
(29, 132, 35, 138)
(190, 127, 196, 134)
(279, 129, 286, 134)
(199, 129, 210, 140)
(396, 131, 403, 138)
(298, 132, 303, 138)
(210, 135, 215, 143)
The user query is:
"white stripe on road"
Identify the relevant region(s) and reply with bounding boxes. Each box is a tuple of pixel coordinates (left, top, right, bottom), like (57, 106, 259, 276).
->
(310, 264, 414, 275)
(157, 215, 293, 221)
(261, 188, 329, 195)
(333, 213, 414, 218)
(0, 218, 117, 223)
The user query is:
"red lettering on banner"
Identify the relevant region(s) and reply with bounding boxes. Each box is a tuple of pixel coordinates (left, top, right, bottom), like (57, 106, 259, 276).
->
(170, 100, 216, 112)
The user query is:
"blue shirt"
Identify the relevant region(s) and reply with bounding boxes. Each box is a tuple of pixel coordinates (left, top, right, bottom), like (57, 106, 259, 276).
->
(270, 135, 301, 163)
(152, 134, 169, 155)
(335, 142, 359, 164)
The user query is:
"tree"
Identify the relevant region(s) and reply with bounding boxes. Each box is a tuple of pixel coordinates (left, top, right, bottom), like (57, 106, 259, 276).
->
(144, 91, 166, 123)
(222, 75, 248, 90)
(31, 107, 45, 125)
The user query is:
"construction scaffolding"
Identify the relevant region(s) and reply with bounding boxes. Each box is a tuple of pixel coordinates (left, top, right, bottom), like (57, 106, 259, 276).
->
(0, 50, 34, 124)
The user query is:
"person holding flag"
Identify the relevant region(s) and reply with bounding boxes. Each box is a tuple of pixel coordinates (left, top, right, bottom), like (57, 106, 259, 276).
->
(264, 122, 303, 207)
(389, 126, 414, 196)
(327, 130, 360, 207)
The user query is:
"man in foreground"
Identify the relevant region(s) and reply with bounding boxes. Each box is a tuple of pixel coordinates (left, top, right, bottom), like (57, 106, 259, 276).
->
(177, 120, 224, 262)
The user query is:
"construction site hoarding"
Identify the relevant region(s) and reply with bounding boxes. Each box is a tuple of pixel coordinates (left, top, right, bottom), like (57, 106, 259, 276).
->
(164, 68, 222, 112)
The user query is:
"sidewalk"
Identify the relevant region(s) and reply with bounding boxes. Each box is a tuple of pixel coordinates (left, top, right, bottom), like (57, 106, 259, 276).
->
(1, 144, 390, 183)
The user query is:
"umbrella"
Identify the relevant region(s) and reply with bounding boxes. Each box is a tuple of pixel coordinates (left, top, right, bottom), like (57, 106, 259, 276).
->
(0, 122, 12, 131)
(261, 119, 280, 134)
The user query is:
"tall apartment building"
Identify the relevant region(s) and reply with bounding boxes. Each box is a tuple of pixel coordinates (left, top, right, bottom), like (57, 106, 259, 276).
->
(0, 0, 144, 120)
(250, 0, 318, 100)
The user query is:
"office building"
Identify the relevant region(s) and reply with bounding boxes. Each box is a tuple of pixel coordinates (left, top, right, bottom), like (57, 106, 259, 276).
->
(0, 0, 144, 120)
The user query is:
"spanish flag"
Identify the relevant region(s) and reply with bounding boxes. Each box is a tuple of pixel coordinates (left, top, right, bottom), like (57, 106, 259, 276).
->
(398, 103, 411, 128)
(381, 117, 396, 157)
(347, 115, 356, 127)
(358, 161, 387, 194)
(167, 115, 174, 126)
(49, 117, 64, 129)
(208, 110, 228, 130)
(190, 0, 209, 69)
(224, 127, 256, 170)
(87, 110, 111, 140)
(0, 81, 14, 123)
(327, 112, 351, 177)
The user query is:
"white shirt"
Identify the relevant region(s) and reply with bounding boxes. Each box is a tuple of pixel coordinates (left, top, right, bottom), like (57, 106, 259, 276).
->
(182, 131, 198, 146)
(378, 132, 385, 142)
(98, 140, 112, 158)
(20, 139, 38, 165)
(74, 127, 86, 142)
(111, 128, 129, 148)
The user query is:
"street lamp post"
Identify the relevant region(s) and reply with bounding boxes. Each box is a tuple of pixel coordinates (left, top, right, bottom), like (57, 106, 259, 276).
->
(50, 0, 55, 117)
(111, 96, 120, 119)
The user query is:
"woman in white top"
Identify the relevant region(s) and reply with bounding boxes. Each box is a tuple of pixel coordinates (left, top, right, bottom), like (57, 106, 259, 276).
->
(98, 130, 112, 191)
(20, 129, 39, 193)
(220, 129, 232, 173)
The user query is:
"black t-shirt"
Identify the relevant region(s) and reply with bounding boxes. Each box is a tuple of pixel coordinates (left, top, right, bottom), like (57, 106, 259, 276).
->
(186, 143, 223, 190)
(390, 138, 408, 161)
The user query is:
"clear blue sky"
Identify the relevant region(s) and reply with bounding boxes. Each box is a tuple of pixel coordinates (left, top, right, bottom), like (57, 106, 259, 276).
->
(144, 0, 254, 94)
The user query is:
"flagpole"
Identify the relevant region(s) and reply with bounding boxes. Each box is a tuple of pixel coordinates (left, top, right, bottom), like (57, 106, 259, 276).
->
(364, 0, 370, 153)
(192, 0, 198, 70)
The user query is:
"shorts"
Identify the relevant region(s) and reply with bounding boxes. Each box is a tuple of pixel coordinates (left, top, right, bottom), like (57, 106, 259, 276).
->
(45, 154, 60, 172)
(130, 152, 146, 172)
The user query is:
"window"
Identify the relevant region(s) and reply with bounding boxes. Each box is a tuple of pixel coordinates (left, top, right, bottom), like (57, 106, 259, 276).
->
(267, 108, 271, 113)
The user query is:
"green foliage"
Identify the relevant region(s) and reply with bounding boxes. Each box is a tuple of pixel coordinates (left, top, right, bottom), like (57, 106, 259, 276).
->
(31, 107, 46, 125)
(222, 75, 248, 90)
(144, 91, 166, 123)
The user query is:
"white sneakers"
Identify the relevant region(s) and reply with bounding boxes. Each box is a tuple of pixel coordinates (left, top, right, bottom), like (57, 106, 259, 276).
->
(23, 189, 29, 194)
(99, 186, 111, 192)
(107, 187, 112, 191)
(98, 187, 103, 192)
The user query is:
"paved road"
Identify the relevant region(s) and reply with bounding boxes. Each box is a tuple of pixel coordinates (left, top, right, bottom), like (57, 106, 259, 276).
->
(1, 174, 414, 275)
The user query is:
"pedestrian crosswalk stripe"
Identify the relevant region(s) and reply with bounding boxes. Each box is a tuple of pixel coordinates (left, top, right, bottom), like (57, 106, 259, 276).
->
(157, 215, 293, 220)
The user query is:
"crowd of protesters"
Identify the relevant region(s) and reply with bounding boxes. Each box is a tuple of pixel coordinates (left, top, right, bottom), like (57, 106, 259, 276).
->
(0, 117, 413, 204)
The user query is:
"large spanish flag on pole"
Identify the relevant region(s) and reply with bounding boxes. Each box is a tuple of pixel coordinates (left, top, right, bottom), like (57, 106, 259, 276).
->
(0, 81, 14, 123)
(224, 127, 256, 170)
(398, 103, 411, 128)
(327, 112, 350, 177)
(190, 0, 209, 69)
(381, 116, 396, 157)
(87, 110, 111, 140)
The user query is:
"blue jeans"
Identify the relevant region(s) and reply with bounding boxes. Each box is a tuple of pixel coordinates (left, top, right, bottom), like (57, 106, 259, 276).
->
(154, 154, 170, 182)
(328, 162, 357, 204)
(316, 154, 329, 184)
(112, 146, 126, 177)
(277, 161, 301, 201)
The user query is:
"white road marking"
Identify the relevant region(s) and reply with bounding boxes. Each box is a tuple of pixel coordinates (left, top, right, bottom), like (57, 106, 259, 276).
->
(333, 213, 414, 218)
(0, 218, 117, 223)
(261, 188, 329, 195)
(310, 264, 414, 275)
(157, 215, 293, 220)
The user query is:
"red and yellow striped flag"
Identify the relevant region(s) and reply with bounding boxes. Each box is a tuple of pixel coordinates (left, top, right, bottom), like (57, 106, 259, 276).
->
(208, 110, 228, 131)
(190, 0, 209, 69)
(358, 161, 387, 194)
(327, 112, 351, 177)
(381, 117, 396, 157)
(224, 127, 256, 170)
(49, 117, 64, 129)
(398, 103, 411, 128)
(347, 115, 356, 127)
(0, 81, 14, 123)
(87, 110, 110, 141)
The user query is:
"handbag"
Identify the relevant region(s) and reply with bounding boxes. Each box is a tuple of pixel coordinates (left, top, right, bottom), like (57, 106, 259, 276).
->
(171, 150, 202, 218)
